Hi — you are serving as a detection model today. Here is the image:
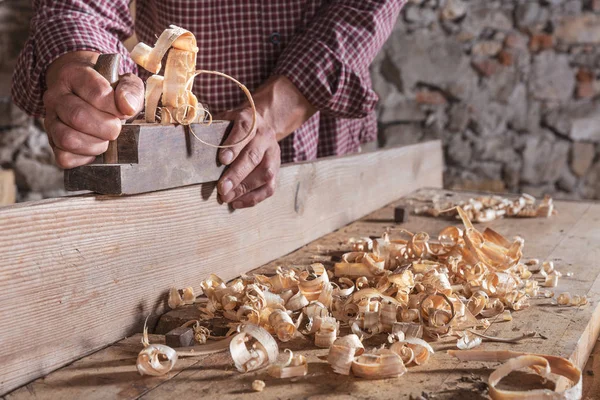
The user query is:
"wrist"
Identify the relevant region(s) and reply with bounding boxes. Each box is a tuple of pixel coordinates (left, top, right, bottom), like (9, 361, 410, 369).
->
(252, 75, 315, 141)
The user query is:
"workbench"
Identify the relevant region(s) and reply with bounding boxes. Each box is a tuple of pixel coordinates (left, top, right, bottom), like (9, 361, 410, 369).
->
(4, 187, 600, 399)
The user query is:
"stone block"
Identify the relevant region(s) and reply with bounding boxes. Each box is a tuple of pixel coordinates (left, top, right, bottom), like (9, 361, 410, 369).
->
(571, 141, 596, 177)
(529, 51, 576, 102)
(555, 13, 600, 44)
(521, 134, 570, 185)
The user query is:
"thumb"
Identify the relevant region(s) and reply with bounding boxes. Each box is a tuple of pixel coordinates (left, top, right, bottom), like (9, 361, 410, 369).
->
(115, 73, 145, 117)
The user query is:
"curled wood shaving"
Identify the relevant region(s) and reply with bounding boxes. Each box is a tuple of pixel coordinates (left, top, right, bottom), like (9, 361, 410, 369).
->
(449, 350, 582, 399)
(168, 287, 195, 309)
(269, 310, 296, 342)
(230, 324, 279, 373)
(132, 25, 257, 148)
(327, 334, 365, 375)
(136, 318, 178, 376)
(267, 349, 308, 378)
(351, 349, 407, 379)
(456, 331, 482, 350)
(145, 203, 578, 381)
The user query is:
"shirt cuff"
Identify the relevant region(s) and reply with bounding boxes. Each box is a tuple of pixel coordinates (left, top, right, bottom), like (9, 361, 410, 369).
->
(273, 35, 378, 120)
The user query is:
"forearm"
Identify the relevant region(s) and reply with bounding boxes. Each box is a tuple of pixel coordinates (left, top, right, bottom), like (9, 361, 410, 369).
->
(252, 75, 316, 141)
(273, 0, 406, 119)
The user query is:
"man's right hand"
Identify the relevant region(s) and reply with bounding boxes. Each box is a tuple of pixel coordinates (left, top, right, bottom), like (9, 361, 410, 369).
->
(43, 51, 144, 169)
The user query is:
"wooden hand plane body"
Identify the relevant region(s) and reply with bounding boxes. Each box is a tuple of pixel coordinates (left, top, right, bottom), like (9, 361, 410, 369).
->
(64, 121, 232, 195)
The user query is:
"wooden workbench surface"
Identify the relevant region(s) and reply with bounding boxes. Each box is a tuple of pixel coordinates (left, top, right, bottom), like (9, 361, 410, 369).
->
(5, 189, 600, 400)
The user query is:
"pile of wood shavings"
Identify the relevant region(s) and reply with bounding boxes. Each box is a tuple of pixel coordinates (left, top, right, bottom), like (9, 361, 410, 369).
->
(138, 207, 585, 397)
(413, 193, 556, 223)
(130, 25, 256, 147)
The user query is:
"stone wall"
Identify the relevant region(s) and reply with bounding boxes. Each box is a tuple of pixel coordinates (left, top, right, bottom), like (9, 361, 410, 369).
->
(1, 0, 599, 201)
(373, 0, 600, 199)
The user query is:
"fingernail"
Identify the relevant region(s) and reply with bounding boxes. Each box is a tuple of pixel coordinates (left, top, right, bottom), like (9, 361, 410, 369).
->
(220, 149, 234, 165)
(232, 201, 243, 209)
(220, 179, 233, 195)
(124, 93, 140, 112)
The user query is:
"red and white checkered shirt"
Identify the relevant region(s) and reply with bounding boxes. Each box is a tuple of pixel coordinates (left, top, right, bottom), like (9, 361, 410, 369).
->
(12, 0, 405, 163)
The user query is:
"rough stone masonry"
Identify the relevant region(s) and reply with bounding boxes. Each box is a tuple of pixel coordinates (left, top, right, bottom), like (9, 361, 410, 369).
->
(1, 0, 599, 201)
(372, 0, 600, 200)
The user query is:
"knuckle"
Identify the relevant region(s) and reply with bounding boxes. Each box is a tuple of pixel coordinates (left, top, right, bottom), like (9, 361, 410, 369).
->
(235, 182, 249, 197)
(56, 132, 81, 152)
(69, 106, 87, 128)
(263, 167, 276, 182)
(87, 78, 113, 100)
(55, 152, 77, 169)
(247, 197, 258, 207)
(246, 148, 262, 167)
(265, 184, 275, 198)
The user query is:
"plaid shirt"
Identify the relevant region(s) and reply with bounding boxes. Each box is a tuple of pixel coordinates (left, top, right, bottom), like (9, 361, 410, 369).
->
(12, 0, 405, 163)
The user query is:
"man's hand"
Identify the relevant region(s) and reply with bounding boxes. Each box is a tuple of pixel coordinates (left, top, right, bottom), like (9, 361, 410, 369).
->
(216, 76, 315, 209)
(43, 51, 144, 169)
(216, 109, 280, 209)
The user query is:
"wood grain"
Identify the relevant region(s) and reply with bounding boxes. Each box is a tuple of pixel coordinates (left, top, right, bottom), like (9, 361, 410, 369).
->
(0, 142, 443, 395)
(6, 189, 600, 400)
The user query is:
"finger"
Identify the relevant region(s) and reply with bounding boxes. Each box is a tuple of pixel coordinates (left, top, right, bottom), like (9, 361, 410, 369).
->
(231, 180, 276, 209)
(66, 66, 122, 117)
(53, 93, 121, 141)
(220, 147, 279, 203)
(218, 138, 267, 197)
(114, 73, 145, 116)
(52, 147, 96, 169)
(47, 118, 109, 156)
(218, 109, 256, 165)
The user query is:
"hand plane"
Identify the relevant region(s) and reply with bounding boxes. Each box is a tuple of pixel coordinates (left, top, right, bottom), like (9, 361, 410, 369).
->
(64, 54, 232, 195)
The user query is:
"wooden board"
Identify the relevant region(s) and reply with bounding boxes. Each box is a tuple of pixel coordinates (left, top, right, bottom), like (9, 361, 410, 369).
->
(0, 169, 15, 205)
(0, 142, 443, 396)
(5, 189, 600, 399)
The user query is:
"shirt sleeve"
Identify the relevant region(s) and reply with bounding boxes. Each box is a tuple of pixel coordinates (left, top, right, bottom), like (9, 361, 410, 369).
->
(273, 0, 406, 119)
(11, 0, 136, 117)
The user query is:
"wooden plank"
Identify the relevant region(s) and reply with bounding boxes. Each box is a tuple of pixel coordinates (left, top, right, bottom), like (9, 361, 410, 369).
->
(6, 189, 600, 399)
(0, 142, 443, 395)
(0, 169, 15, 205)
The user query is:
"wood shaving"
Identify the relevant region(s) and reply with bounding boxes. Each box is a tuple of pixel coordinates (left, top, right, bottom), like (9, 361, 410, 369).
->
(351, 349, 407, 379)
(414, 194, 556, 222)
(449, 350, 581, 399)
(556, 292, 589, 307)
(230, 324, 279, 373)
(327, 334, 365, 375)
(136, 319, 178, 376)
(131, 25, 257, 148)
(138, 203, 578, 383)
(267, 349, 308, 378)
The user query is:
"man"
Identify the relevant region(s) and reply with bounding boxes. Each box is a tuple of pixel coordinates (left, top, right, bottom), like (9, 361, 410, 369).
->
(12, 1, 405, 208)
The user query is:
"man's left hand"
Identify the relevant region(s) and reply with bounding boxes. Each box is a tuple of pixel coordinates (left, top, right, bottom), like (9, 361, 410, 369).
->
(216, 75, 315, 209)
(216, 108, 280, 209)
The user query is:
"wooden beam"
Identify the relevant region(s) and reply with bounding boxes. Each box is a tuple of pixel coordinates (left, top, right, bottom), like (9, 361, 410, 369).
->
(0, 169, 16, 205)
(0, 142, 443, 395)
